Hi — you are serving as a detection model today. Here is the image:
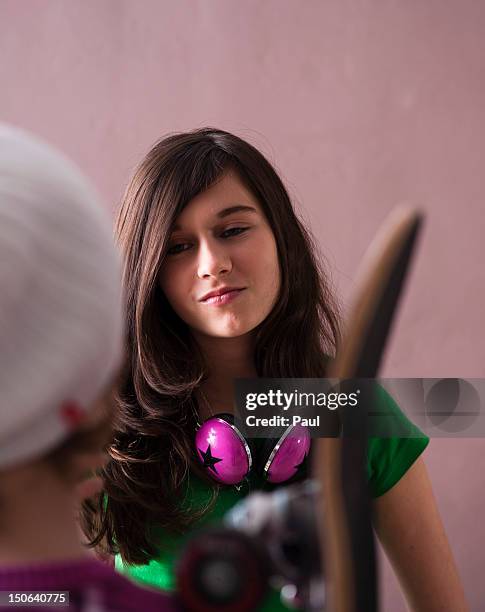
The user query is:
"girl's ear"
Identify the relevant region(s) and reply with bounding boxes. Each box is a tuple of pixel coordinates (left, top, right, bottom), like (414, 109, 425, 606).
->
(45, 392, 114, 486)
(72, 451, 110, 502)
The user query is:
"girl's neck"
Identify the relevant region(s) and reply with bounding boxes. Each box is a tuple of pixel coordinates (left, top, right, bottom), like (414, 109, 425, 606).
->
(193, 332, 257, 415)
(0, 463, 90, 566)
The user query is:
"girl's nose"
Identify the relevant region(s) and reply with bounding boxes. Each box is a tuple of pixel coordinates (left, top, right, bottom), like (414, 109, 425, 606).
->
(196, 239, 232, 279)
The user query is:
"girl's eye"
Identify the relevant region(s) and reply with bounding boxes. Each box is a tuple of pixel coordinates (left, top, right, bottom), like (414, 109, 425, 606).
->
(166, 227, 249, 255)
(220, 227, 249, 239)
(166, 243, 191, 256)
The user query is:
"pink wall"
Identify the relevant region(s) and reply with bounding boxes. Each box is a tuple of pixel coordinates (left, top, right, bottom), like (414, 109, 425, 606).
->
(1, 1, 483, 609)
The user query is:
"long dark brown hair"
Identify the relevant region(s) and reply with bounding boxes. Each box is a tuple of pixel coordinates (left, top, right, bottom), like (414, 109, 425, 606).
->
(81, 127, 341, 564)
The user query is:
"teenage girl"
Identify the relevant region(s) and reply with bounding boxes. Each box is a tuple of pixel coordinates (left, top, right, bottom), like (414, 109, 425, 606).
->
(83, 128, 467, 611)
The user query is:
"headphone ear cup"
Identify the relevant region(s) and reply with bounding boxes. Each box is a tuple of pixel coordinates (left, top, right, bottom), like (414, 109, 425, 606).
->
(195, 413, 256, 486)
(259, 424, 312, 484)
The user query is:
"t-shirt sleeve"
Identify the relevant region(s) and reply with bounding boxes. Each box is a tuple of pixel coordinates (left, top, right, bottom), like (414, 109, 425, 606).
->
(366, 384, 429, 498)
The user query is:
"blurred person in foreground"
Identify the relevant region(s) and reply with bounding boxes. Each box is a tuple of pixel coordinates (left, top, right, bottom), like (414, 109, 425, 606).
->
(0, 124, 176, 611)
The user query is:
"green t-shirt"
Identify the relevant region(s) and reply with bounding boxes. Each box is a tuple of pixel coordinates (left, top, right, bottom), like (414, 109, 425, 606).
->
(115, 386, 429, 610)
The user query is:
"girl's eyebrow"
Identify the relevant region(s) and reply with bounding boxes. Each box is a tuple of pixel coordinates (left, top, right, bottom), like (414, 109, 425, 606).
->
(216, 205, 257, 218)
(172, 205, 257, 231)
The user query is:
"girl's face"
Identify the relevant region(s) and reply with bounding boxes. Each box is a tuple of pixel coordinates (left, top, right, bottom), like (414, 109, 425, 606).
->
(159, 171, 281, 340)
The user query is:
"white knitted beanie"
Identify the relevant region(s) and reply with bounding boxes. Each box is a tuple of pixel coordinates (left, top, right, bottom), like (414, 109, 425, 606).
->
(0, 124, 123, 469)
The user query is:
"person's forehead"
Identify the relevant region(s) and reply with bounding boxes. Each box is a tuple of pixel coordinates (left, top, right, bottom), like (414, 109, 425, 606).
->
(173, 173, 262, 230)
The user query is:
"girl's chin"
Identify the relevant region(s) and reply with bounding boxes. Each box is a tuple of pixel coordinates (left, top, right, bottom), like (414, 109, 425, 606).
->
(192, 321, 258, 340)
(203, 327, 253, 339)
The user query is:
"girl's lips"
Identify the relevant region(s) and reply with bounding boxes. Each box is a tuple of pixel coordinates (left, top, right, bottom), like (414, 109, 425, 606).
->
(201, 288, 245, 306)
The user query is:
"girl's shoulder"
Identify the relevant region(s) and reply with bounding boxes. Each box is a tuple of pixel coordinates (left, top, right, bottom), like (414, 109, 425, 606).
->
(365, 384, 429, 498)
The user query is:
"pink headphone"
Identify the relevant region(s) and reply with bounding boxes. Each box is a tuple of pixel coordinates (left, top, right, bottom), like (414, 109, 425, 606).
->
(195, 413, 311, 486)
